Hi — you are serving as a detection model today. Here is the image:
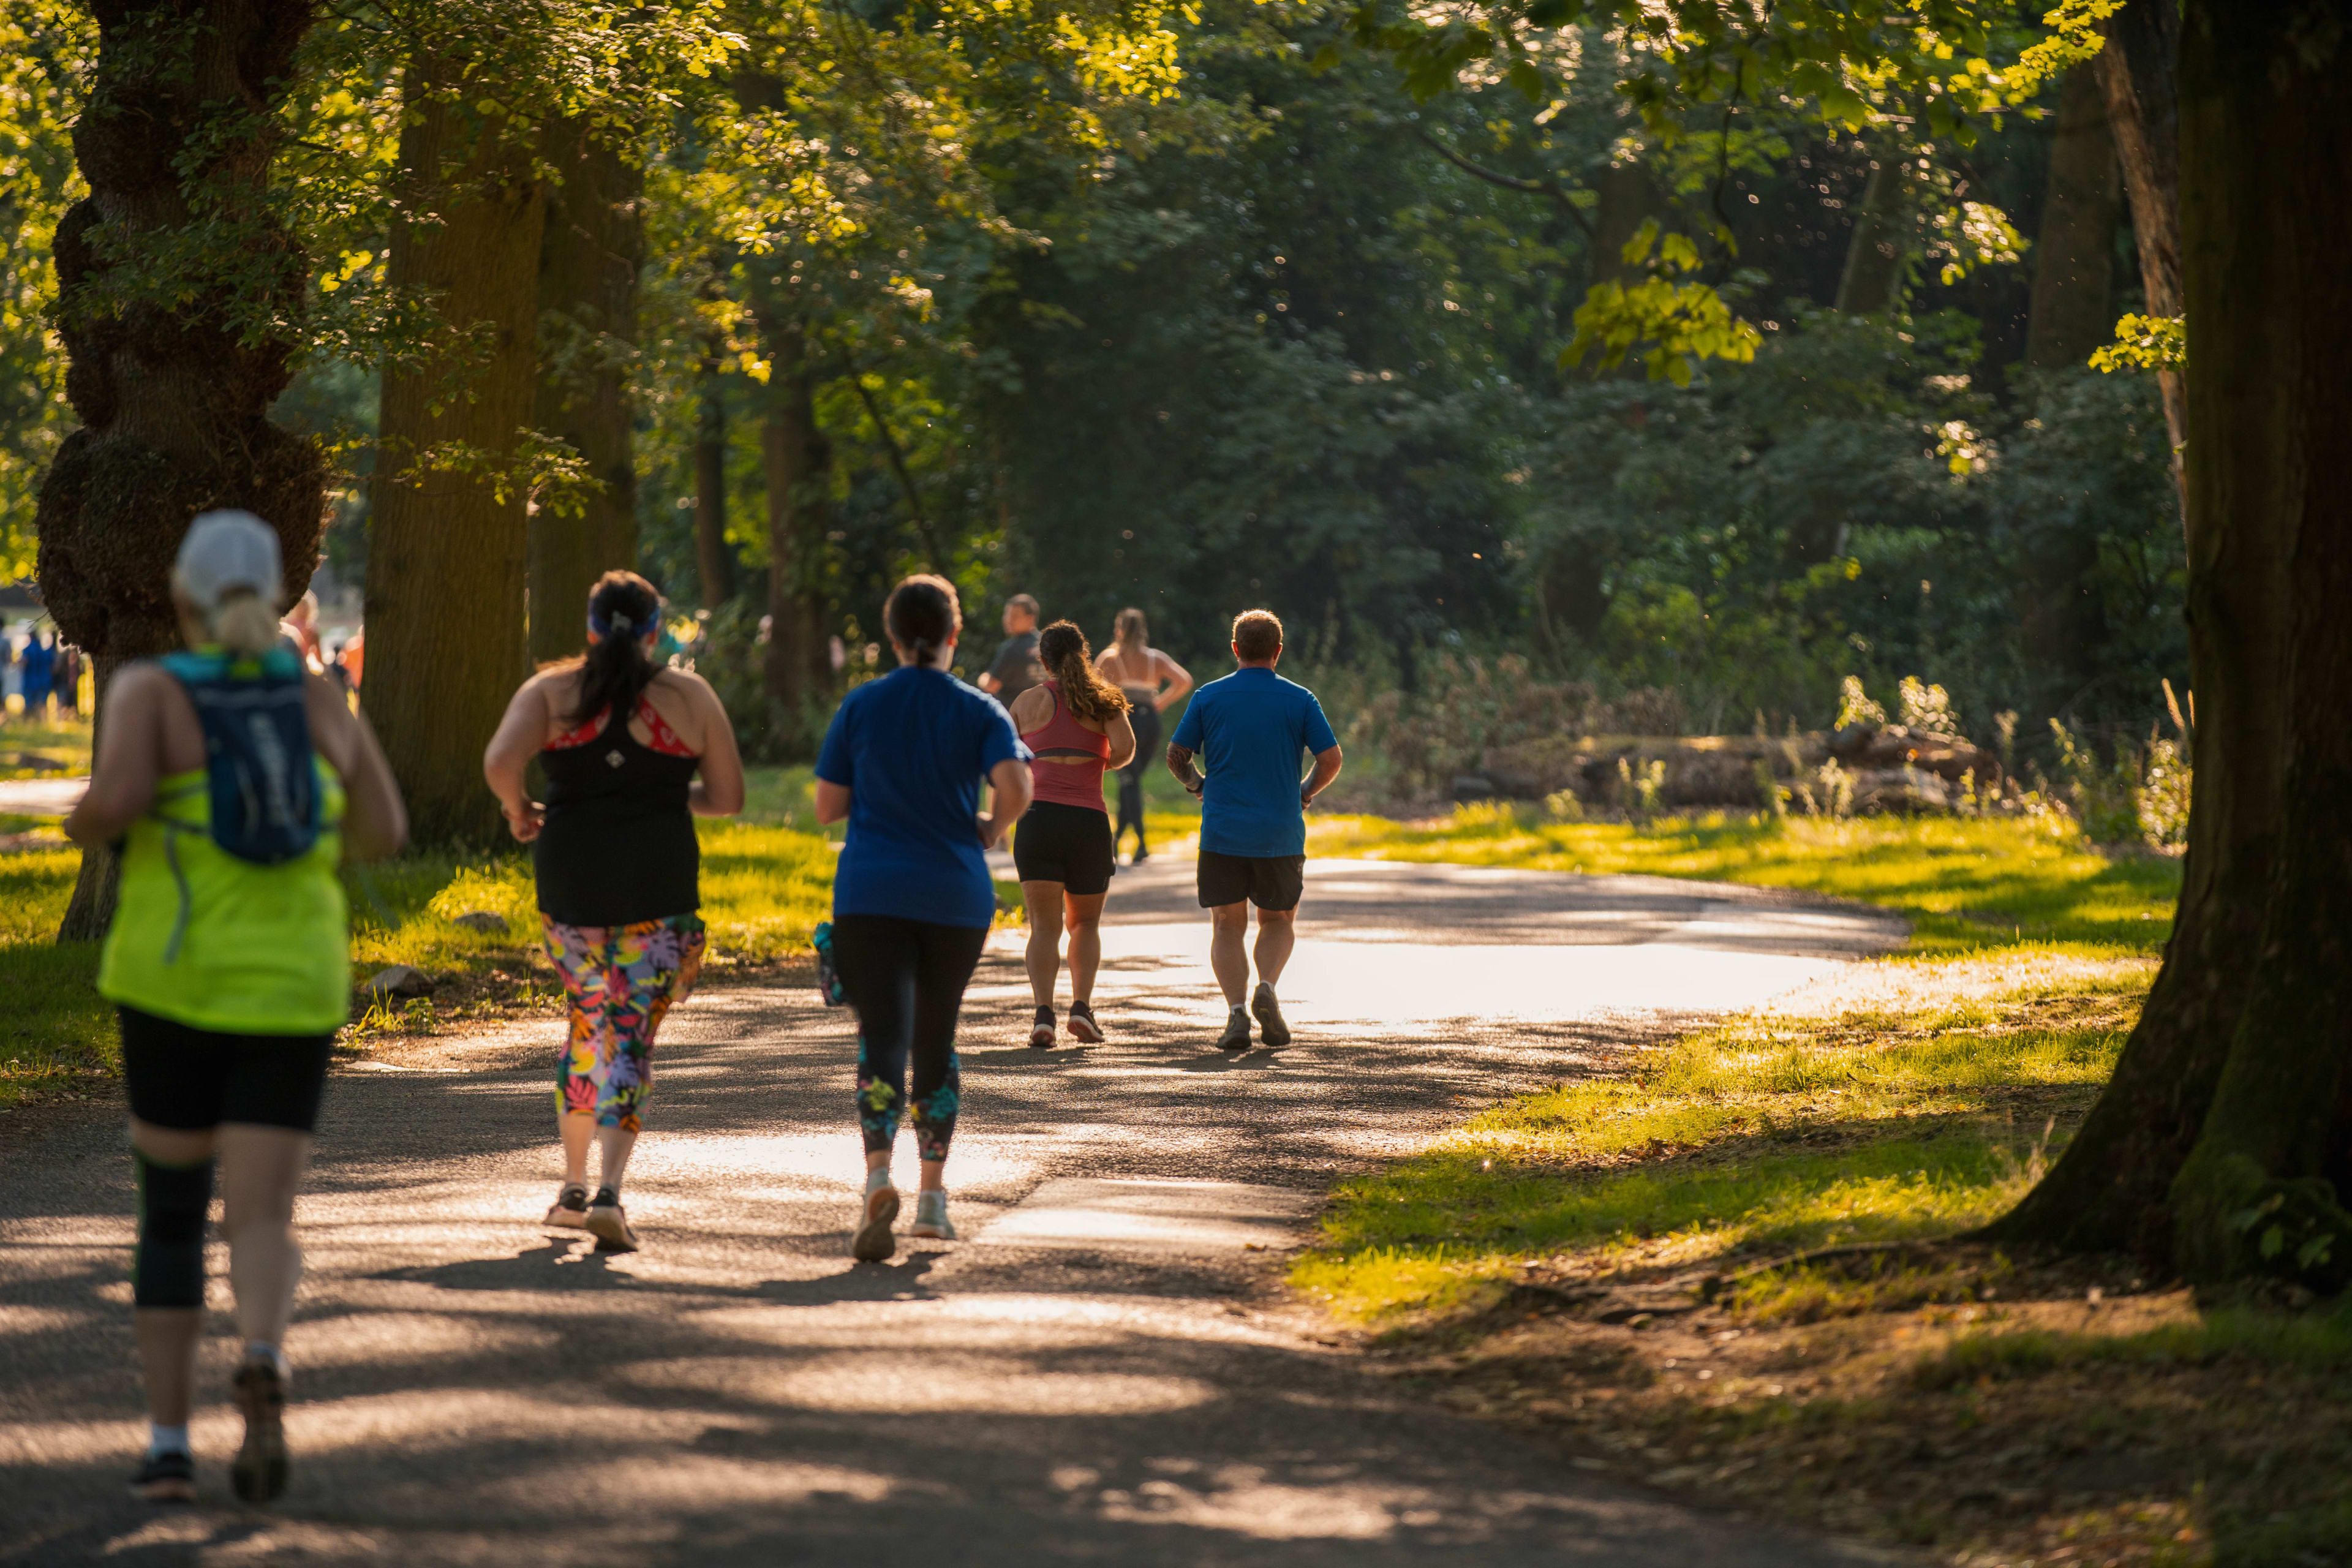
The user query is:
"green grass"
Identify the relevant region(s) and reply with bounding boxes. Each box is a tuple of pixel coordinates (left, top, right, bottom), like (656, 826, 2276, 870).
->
(1311, 804, 2182, 954)
(1294, 804, 2180, 1325)
(1, 715, 92, 780)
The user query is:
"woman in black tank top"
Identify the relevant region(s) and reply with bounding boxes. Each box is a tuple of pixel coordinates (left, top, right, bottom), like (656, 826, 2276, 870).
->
(483, 571, 745, 1253)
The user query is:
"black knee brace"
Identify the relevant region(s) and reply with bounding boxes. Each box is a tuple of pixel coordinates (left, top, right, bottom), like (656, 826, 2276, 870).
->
(133, 1152, 214, 1309)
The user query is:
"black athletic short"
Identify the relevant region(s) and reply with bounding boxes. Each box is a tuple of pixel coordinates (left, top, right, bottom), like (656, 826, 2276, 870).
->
(118, 1007, 336, 1133)
(1196, 850, 1306, 911)
(1014, 801, 1116, 895)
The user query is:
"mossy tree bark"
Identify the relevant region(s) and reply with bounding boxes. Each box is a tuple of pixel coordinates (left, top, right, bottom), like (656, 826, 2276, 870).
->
(364, 74, 544, 846)
(528, 118, 643, 664)
(755, 306, 834, 750)
(1990, 1, 2347, 1280)
(37, 0, 323, 940)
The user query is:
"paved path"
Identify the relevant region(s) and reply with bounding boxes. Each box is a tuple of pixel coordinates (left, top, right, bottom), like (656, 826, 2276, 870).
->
(0, 775, 85, 818)
(0, 856, 1905, 1566)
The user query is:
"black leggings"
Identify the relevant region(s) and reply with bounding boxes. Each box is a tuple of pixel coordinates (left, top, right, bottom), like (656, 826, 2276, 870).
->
(1115, 698, 1162, 854)
(831, 914, 987, 1162)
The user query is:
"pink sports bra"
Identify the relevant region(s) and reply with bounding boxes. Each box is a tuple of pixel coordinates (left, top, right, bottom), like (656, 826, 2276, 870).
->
(1020, 682, 1110, 812)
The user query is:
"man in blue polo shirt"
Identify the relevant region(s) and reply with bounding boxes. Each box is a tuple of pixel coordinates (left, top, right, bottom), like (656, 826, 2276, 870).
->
(1167, 609, 1343, 1051)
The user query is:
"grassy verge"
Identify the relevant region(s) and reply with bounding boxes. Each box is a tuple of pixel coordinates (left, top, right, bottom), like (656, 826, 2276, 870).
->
(1, 715, 92, 780)
(1290, 809, 2352, 1561)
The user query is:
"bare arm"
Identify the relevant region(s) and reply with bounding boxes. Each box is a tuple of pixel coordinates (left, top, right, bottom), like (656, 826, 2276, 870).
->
(682, 674, 745, 817)
(482, 677, 552, 843)
(1153, 651, 1194, 711)
(976, 671, 1001, 694)
(1302, 743, 1343, 807)
(1166, 742, 1203, 798)
(308, 674, 407, 862)
(63, 665, 166, 846)
(814, 779, 851, 825)
(978, 756, 1033, 848)
(1104, 709, 1136, 771)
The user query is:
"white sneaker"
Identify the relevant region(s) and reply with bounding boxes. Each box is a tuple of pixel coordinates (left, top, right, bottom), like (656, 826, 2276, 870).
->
(852, 1169, 899, 1262)
(910, 1189, 956, 1240)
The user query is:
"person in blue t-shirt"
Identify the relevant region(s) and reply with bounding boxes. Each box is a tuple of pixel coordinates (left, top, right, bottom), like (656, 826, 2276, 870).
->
(1166, 608, 1343, 1052)
(814, 575, 1033, 1261)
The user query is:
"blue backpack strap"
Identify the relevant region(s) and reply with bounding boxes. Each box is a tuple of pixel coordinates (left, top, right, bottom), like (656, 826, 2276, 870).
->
(157, 646, 320, 869)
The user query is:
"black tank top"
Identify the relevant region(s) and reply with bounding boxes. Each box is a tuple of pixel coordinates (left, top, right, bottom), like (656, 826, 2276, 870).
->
(533, 701, 701, 927)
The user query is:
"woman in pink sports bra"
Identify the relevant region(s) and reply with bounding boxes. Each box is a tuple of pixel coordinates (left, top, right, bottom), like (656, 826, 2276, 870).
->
(1005, 622, 1136, 1046)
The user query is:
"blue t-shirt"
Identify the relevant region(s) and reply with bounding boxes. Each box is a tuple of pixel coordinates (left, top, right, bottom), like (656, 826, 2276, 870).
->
(1169, 666, 1339, 858)
(816, 665, 1028, 928)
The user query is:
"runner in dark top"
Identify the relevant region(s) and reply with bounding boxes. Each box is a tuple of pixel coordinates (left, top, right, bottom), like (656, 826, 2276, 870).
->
(1009, 623, 1135, 1046)
(484, 571, 745, 1254)
(815, 574, 1033, 1260)
(1096, 606, 1192, 865)
(1166, 608, 1343, 1052)
(976, 592, 1042, 705)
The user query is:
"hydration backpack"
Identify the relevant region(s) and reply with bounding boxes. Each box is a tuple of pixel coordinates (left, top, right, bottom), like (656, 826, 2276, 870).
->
(159, 646, 320, 864)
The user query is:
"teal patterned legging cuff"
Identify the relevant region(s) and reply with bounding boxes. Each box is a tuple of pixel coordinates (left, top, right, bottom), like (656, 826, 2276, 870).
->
(829, 914, 986, 1161)
(541, 913, 706, 1131)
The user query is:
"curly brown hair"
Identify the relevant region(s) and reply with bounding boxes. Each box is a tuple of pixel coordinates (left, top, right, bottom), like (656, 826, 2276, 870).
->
(1038, 620, 1129, 723)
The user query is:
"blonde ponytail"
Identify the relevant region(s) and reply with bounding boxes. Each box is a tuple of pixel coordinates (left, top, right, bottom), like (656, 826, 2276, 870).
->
(213, 591, 282, 655)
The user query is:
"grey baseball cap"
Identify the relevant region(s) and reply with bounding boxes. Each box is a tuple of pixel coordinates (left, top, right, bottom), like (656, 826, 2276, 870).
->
(173, 510, 282, 611)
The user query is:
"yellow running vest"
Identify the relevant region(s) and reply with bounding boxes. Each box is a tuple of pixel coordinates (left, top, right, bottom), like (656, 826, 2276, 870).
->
(98, 763, 350, 1035)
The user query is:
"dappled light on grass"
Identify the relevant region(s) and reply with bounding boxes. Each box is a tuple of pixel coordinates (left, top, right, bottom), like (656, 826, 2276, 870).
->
(0, 842, 104, 1106)
(1295, 953, 2141, 1324)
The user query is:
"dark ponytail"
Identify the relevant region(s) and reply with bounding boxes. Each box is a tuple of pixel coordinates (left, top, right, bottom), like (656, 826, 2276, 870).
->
(568, 570, 664, 724)
(884, 573, 962, 668)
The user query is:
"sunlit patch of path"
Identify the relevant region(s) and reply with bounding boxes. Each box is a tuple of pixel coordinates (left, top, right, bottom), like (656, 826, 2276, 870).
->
(1, 856, 1901, 1566)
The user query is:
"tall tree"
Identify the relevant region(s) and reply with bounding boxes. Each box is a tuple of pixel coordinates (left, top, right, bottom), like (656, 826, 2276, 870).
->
(756, 305, 833, 743)
(528, 117, 643, 663)
(1833, 151, 1909, 315)
(2024, 64, 2119, 369)
(693, 337, 734, 605)
(364, 73, 545, 845)
(2092, 0, 2184, 484)
(37, 0, 324, 938)
(1994, 0, 2343, 1278)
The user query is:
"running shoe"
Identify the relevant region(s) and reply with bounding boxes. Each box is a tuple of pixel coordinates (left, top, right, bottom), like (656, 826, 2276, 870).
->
(1067, 998, 1103, 1044)
(129, 1449, 196, 1504)
(230, 1358, 288, 1504)
(1030, 1005, 1057, 1048)
(1132, 848, 1150, 865)
(853, 1171, 900, 1262)
(545, 1183, 590, 1229)
(910, 1189, 957, 1241)
(585, 1188, 639, 1253)
(1215, 1006, 1252, 1052)
(1252, 982, 1292, 1047)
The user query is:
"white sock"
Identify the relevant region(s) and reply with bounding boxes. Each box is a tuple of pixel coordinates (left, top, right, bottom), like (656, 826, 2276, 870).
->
(148, 1422, 190, 1459)
(865, 1166, 894, 1194)
(244, 1340, 290, 1381)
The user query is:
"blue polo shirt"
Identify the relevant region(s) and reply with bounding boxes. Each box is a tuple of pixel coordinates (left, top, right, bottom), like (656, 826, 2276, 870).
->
(816, 665, 1029, 928)
(1170, 666, 1339, 858)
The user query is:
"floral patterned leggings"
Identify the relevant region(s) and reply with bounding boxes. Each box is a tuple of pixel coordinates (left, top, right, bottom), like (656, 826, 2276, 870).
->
(541, 913, 707, 1132)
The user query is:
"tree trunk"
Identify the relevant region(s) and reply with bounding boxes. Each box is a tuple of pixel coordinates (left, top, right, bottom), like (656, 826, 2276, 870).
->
(2158, 3, 2352, 1285)
(693, 341, 734, 605)
(2095, 0, 2185, 491)
(528, 118, 642, 664)
(1988, 0, 2332, 1272)
(1834, 151, 1910, 315)
(2025, 65, 2121, 369)
(364, 75, 544, 846)
(1589, 159, 1666, 289)
(756, 308, 833, 748)
(36, 0, 323, 941)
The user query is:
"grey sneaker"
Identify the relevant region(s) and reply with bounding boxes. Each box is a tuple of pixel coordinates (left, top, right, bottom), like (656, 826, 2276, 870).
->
(1215, 1006, 1252, 1052)
(910, 1189, 957, 1240)
(585, 1187, 639, 1253)
(1251, 982, 1292, 1047)
(853, 1169, 900, 1262)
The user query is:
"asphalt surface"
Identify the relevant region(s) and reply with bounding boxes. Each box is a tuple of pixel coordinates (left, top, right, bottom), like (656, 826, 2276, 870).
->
(1, 854, 1905, 1566)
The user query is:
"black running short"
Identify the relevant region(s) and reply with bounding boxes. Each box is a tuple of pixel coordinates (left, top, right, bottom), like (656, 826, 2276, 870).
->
(119, 1007, 336, 1133)
(1196, 850, 1305, 911)
(1014, 801, 1117, 895)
